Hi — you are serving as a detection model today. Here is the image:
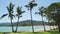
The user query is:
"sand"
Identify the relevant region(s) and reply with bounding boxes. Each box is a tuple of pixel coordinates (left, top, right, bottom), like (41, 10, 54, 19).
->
(24, 26, 58, 32)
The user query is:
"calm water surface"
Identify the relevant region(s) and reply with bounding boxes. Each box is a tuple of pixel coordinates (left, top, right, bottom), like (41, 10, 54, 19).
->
(0, 26, 48, 32)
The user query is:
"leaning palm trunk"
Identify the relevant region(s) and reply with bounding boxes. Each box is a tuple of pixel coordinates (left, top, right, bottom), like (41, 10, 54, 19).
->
(10, 18, 14, 32)
(48, 19, 51, 30)
(30, 10, 34, 32)
(15, 17, 19, 32)
(42, 16, 46, 31)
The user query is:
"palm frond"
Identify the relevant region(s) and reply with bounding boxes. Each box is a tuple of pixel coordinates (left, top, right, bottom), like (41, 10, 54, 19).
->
(22, 11, 25, 13)
(0, 14, 8, 19)
(10, 2, 14, 10)
(41, 7, 44, 9)
(19, 15, 22, 19)
(16, 14, 19, 17)
(32, 0, 35, 2)
(11, 14, 15, 17)
(25, 5, 29, 10)
(25, 5, 29, 8)
(35, 12, 38, 14)
(25, 0, 37, 11)
(7, 2, 14, 13)
(8, 13, 15, 18)
(33, 3, 37, 6)
(17, 6, 21, 15)
(20, 15, 22, 17)
(17, 6, 25, 15)
(16, 14, 22, 18)
(7, 6, 10, 11)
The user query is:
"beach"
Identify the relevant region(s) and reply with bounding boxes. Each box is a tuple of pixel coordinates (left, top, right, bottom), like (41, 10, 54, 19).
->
(0, 26, 58, 32)
(25, 26, 58, 32)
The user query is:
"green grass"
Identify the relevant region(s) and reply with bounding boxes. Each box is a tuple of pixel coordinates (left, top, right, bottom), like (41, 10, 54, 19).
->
(0, 32, 3, 34)
(1, 30, 60, 34)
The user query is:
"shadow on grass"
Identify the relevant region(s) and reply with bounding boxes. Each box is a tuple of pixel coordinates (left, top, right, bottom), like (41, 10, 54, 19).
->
(33, 32, 40, 34)
(3, 32, 7, 34)
(33, 30, 60, 34)
(47, 30, 60, 34)
(2, 32, 22, 34)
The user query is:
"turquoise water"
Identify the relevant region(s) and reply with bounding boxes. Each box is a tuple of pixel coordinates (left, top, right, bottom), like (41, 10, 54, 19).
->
(0, 26, 48, 32)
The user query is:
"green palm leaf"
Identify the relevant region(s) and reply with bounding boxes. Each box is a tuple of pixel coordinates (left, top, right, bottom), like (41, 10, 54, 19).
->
(25, 0, 37, 10)
(35, 12, 39, 14)
(0, 14, 8, 19)
(33, 3, 37, 6)
(21, 11, 25, 13)
(16, 6, 25, 16)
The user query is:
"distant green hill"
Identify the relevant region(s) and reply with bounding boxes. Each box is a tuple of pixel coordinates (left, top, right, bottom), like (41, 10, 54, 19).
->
(0, 20, 48, 26)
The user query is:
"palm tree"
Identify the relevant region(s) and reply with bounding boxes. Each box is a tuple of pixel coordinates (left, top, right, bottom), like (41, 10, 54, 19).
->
(0, 2, 15, 32)
(35, 7, 46, 31)
(25, 0, 37, 32)
(14, 6, 25, 32)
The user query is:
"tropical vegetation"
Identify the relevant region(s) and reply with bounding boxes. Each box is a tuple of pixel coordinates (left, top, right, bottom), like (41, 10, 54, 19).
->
(0, 2, 15, 32)
(0, 0, 60, 34)
(25, 0, 37, 32)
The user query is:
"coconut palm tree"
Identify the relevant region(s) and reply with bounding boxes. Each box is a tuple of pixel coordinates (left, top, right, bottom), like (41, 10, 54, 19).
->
(35, 7, 46, 31)
(0, 2, 15, 32)
(14, 6, 25, 32)
(25, 0, 37, 32)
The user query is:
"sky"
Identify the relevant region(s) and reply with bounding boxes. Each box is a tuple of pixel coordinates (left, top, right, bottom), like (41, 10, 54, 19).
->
(0, 0, 60, 23)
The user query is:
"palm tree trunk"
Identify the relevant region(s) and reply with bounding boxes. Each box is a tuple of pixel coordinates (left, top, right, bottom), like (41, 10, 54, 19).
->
(53, 25, 55, 29)
(48, 19, 51, 30)
(50, 25, 51, 30)
(53, 22, 55, 29)
(15, 17, 19, 32)
(58, 22, 60, 32)
(10, 18, 14, 32)
(42, 16, 46, 31)
(30, 10, 34, 33)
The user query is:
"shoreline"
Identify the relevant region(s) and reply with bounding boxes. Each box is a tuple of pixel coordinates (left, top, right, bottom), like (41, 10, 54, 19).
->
(22, 26, 58, 32)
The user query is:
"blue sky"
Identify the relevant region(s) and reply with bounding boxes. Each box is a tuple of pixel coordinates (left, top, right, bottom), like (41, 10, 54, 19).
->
(0, 0, 60, 23)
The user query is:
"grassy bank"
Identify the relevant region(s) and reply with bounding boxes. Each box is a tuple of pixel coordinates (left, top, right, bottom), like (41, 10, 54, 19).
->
(0, 30, 60, 34)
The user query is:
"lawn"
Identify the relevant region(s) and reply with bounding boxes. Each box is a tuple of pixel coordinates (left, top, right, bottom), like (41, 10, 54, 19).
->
(1, 30, 60, 34)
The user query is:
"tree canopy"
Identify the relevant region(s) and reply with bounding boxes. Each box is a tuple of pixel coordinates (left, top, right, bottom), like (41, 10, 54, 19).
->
(45, 2, 60, 23)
